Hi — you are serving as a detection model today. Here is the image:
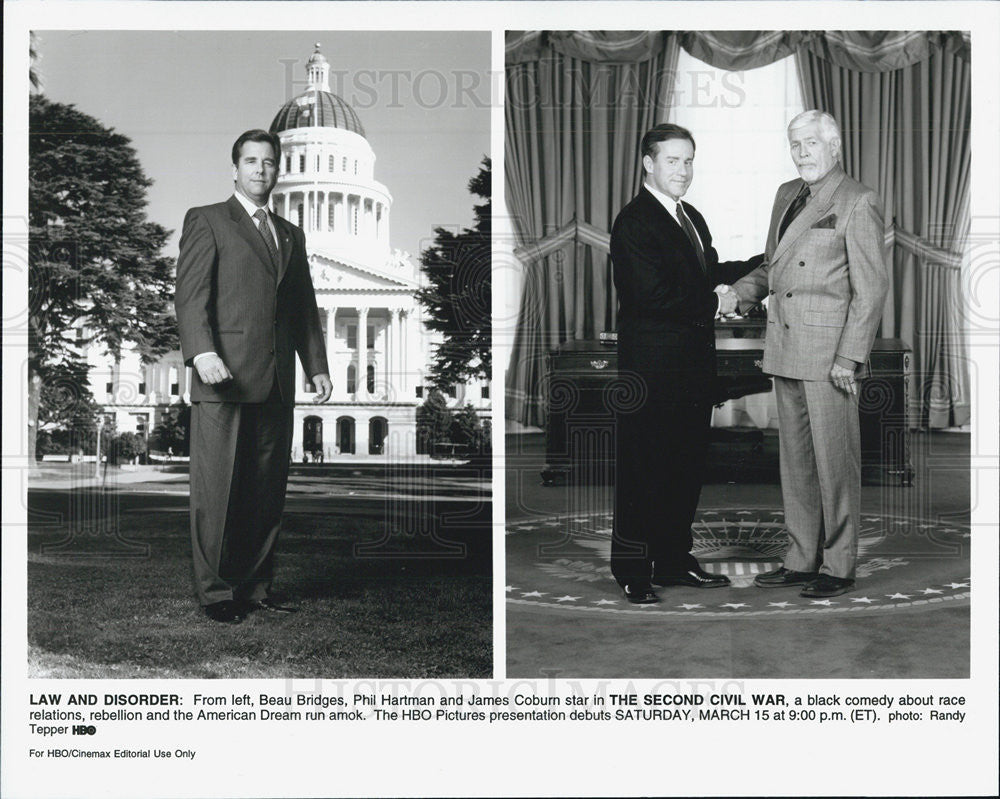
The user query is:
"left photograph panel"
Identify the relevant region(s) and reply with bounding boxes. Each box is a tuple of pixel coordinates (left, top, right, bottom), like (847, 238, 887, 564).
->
(25, 30, 492, 677)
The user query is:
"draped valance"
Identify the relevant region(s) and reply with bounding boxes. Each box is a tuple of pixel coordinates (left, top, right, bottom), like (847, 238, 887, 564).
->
(506, 29, 970, 72)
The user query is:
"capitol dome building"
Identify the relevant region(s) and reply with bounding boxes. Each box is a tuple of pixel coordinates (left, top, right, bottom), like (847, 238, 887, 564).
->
(84, 45, 490, 461)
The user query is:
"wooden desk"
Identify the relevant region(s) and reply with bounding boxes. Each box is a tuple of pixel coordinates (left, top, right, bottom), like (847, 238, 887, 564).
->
(542, 337, 913, 486)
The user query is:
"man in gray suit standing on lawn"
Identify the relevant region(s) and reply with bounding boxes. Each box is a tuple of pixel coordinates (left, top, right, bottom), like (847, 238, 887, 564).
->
(734, 110, 889, 598)
(176, 129, 331, 623)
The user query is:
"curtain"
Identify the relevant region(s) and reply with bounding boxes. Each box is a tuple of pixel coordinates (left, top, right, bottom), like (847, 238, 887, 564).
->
(504, 30, 970, 428)
(504, 33, 680, 426)
(681, 30, 969, 72)
(797, 44, 971, 426)
(507, 30, 670, 65)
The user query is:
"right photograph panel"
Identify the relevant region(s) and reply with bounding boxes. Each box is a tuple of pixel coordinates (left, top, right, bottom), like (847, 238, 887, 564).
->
(503, 30, 971, 679)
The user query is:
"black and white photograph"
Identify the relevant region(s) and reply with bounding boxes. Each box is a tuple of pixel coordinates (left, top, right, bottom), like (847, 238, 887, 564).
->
(503, 29, 976, 678)
(2, 2, 998, 798)
(20, 29, 492, 678)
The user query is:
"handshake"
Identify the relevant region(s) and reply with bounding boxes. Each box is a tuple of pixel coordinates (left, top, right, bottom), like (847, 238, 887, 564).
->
(714, 285, 740, 317)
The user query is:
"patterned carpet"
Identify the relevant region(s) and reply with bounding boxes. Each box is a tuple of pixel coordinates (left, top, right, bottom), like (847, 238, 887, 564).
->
(505, 431, 970, 678)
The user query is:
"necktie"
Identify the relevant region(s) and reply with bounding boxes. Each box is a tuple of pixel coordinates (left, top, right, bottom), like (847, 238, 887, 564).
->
(778, 183, 811, 242)
(676, 202, 706, 273)
(253, 208, 279, 268)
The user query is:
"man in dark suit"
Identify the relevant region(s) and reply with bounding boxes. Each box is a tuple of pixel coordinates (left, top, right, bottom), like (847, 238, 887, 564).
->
(734, 110, 889, 597)
(175, 129, 331, 623)
(610, 123, 764, 603)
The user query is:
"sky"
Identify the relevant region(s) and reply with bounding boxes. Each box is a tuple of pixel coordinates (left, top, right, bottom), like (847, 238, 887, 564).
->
(33, 30, 491, 260)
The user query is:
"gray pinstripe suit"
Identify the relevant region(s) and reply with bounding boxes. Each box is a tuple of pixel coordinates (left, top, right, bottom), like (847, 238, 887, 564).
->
(176, 195, 328, 605)
(734, 165, 889, 578)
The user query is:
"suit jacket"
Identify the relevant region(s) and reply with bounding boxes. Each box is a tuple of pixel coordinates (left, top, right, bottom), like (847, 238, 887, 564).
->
(611, 187, 764, 402)
(734, 166, 889, 381)
(175, 195, 328, 403)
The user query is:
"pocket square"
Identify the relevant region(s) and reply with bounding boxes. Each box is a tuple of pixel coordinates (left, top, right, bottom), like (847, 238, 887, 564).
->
(812, 214, 837, 229)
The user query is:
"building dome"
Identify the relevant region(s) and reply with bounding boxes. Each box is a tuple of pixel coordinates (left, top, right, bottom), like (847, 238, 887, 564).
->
(270, 92, 366, 137)
(269, 43, 366, 138)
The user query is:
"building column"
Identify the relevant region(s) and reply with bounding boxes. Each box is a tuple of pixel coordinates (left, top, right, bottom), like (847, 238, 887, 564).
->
(390, 308, 402, 400)
(291, 409, 303, 462)
(322, 192, 329, 233)
(357, 306, 369, 400)
(405, 307, 418, 398)
(283, 193, 290, 221)
(295, 355, 305, 401)
(325, 306, 338, 395)
(395, 309, 405, 398)
(386, 309, 395, 400)
(356, 413, 371, 458)
(153, 361, 165, 400)
(325, 307, 338, 362)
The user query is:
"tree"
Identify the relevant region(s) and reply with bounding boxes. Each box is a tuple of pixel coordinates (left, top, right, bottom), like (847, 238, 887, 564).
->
(416, 157, 491, 389)
(415, 389, 452, 455)
(36, 358, 101, 435)
(28, 95, 177, 462)
(449, 404, 485, 455)
(113, 432, 147, 465)
(149, 404, 191, 456)
(37, 415, 115, 461)
(30, 32, 42, 93)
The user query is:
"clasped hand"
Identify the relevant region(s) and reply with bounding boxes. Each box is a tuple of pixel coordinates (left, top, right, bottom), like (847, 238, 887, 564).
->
(715, 285, 738, 316)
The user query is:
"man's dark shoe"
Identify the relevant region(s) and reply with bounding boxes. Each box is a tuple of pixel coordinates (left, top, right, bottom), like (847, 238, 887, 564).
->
(753, 567, 817, 588)
(204, 599, 246, 624)
(800, 574, 855, 598)
(653, 565, 730, 589)
(248, 598, 299, 614)
(622, 584, 659, 604)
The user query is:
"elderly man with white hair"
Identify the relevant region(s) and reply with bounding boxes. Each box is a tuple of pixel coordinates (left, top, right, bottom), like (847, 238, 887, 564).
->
(733, 109, 889, 598)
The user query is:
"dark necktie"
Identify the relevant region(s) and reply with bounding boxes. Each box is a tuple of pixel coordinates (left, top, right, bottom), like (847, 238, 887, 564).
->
(253, 208, 279, 268)
(778, 183, 811, 242)
(676, 202, 706, 273)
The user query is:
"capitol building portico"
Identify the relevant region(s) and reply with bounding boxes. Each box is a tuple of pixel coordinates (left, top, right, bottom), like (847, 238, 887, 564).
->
(83, 45, 490, 461)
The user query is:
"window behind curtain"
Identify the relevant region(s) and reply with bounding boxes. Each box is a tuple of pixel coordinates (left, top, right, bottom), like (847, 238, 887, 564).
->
(667, 52, 804, 261)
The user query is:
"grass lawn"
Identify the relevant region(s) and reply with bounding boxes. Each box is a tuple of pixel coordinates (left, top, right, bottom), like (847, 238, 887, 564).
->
(27, 501, 492, 679)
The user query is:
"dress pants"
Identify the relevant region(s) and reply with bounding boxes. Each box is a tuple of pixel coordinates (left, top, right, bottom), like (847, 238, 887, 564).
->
(189, 380, 294, 606)
(611, 345, 713, 588)
(774, 375, 861, 579)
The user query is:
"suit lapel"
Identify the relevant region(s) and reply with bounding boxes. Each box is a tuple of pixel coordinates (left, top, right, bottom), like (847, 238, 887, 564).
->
(771, 169, 845, 263)
(227, 196, 278, 279)
(769, 181, 801, 254)
(273, 215, 294, 285)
